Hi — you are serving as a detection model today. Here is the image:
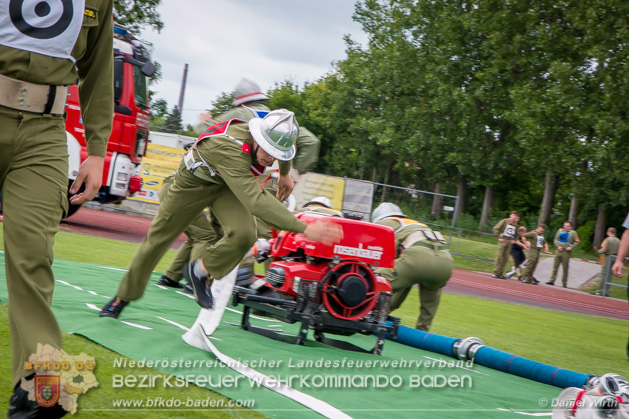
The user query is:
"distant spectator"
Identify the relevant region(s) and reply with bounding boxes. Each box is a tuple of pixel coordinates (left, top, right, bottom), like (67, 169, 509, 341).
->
(506, 226, 529, 280)
(492, 211, 520, 279)
(520, 225, 549, 284)
(591, 227, 620, 296)
(546, 221, 580, 288)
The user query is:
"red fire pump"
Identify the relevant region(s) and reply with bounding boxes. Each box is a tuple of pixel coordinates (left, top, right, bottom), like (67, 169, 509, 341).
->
(231, 212, 400, 355)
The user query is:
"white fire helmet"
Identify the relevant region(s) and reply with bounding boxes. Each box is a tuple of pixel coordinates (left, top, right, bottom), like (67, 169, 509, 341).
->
(304, 196, 332, 209)
(249, 109, 298, 161)
(233, 78, 269, 106)
(371, 202, 406, 223)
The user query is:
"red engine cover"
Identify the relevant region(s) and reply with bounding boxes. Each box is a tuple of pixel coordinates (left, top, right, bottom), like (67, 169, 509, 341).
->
(271, 212, 396, 269)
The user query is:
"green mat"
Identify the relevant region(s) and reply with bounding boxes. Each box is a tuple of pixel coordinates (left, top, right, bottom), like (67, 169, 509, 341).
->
(1, 258, 560, 418)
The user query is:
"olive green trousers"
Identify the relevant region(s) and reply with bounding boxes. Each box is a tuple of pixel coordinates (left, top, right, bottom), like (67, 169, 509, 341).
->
(377, 245, 453, 332)
(549, 250, 571, 285)
(1, 106, 68, 387)
(521, 250, 541, 283)
(493, 239, 512, 276)
(158, 180, 219, 283)
(116, 162, 257, 301)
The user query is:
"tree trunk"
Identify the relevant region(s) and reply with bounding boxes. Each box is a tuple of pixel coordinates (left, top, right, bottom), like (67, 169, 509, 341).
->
(479, 185, 494, 232)
(568, 194, 579, 228)
(455, 176, 467, 221)
(431, 182, 443, 217)
(379, 160, 393, 202)
(593, 206, 608, 251)
(538, 172, 559, 227)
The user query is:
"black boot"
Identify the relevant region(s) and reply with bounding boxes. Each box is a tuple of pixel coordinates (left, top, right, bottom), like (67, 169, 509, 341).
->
(99, 296, 129, 319)
(156, 275, 184, 288)
(9, 379, 68, 418)
(183, 262, 213, 309)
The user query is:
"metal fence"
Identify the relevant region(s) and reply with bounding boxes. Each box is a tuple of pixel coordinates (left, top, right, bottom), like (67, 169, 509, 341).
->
(368, 180, 495, 261)
(89, 175, 500, 262)
(599, 255, 629, 296)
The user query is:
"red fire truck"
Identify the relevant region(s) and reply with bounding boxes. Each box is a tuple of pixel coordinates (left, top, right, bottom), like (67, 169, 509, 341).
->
(65, 24, 155, 216)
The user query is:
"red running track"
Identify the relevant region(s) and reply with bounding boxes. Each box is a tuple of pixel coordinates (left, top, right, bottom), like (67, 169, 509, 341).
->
(61, 208, 628, 321)
(445, 269, 627, 321)
(60, 207, 187, 248)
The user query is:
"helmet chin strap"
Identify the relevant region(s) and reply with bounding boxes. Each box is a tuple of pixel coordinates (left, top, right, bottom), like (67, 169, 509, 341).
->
(252, 142, 261, 164)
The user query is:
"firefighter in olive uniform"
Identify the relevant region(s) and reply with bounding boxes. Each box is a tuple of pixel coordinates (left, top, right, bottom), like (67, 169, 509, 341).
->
(520, 225, 549, 284)
(546, 221, 580, 287)
(206, 78, 321, 177)
(492, 211, 520, 279)
(372, 203, 453, 332)
(212, 78, 323, 281)
(592, 227, 620, 296)
(100, 110, 341, 318)
(1, 0, 114, 416)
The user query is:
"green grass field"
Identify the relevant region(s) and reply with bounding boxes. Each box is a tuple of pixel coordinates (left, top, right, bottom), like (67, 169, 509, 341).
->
(0, 228, 627, 418)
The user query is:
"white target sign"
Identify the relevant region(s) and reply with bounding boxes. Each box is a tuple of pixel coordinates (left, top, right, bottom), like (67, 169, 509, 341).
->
(0, 0, 85, 61)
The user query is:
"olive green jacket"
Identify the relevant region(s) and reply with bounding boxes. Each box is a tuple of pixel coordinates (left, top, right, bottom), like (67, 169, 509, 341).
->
(599, 236, 620, 256)
(522, 231, 545, 254)
(0, 0, 114, 157)
(376, 217, 447, 256)
(194, 121, 306, 234)
(493, 218, 518, 240)
(209, 101, 321, 173)
(553, 229, 579, 249)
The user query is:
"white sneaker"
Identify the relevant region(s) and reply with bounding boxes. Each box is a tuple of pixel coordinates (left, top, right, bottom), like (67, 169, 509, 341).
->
(505, 269, 516, 278)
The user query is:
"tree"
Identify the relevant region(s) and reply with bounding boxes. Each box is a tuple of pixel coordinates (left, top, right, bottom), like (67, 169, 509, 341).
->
(207, 91, 234, 119)
(150, 98, 168, 120)
(163, 106, 182, 133)
(114, 0, 163, 33)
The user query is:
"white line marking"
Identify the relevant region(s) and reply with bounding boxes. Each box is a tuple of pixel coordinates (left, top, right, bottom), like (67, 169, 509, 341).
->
(155, 316, 189, 331)
(121, 321, 152, 330)
(496, 408, 551, 416)
(225, 307, 277, 322)
(99, 266, 128, 272)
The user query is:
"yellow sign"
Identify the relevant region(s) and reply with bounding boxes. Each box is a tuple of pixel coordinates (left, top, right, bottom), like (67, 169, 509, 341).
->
(293, 173, 345, 210)
(130, 143, 184, 203)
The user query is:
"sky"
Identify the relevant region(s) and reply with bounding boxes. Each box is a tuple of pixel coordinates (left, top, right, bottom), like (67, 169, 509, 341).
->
(140, 0, 369, 127)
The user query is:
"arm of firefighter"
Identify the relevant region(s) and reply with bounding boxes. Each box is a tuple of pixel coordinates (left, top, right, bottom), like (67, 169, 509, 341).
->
(569, 232, 580, 250)
(278, 160, 291, 176)
(276, 173, 294, 201)
(69, 156, 105, 204)
(210, 141, 342, 246)
(293, 127, 321, 174)
(553, 230, 562, 249)
(612, 229, 629, 277)
(75, 0, 114, 159)
(212, 142, 307, 234)
(492, 219, 505, 239)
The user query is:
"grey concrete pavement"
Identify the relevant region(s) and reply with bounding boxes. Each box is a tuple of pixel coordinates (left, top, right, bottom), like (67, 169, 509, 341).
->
(524, 255, 602, 289)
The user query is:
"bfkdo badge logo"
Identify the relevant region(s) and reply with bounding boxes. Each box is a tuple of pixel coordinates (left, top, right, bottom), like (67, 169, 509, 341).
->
(34, 375, 61, 407)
